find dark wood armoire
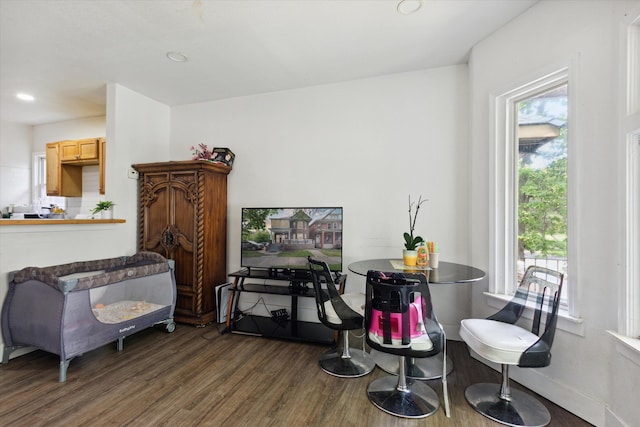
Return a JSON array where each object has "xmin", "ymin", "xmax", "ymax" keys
[{"xmin": 132, "ymin": 160, "xmax": 231, "ymax": 326}]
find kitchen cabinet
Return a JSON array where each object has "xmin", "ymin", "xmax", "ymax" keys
[
  {"xmin": 46, "ymin": 138, "xmax": 105, "ymax": 196},
  {"xmin": 46, "ymin": 143, "xmax": 60, "ymax": 196},
  {"xmin": 99, "ymin": 138, "xmax": 106, "ymax": 194},
  {"xmin": 133, "ymin": 160, "xmax": 231, "ymax": 326},
  {"xmin": 60, "ymin": 138, "xmax": 100, "ymax": 164},
  {"xmin": 46, "ymin": 142, "xmax": 82, "ymax": 197}
]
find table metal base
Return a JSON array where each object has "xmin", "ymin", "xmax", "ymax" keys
[{"xmin": 370, "ymin": 349, "xmax": 453, "ymax": 380}]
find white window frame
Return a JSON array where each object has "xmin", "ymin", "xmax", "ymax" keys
[
  {"xmin": 32, "ymin": 151, "xmax": 65, "ymax": 212},
  {"xmin": 489, "ymin": 64, "xmax": 582, "ymax": 335},
  {"xmin": 623, "ymin": 132, "xmax": 640, "ymax": 339},
  {"xmin": 620, "ymin": 16, "xmax": 640, "ymax": 340},
  {"xmin": 609, "ymin": 12, "xmax": 640, "ymax": 364},
  {"xmin": 32, "ymin": 151, "xmax": 46, "ymax": 204}
]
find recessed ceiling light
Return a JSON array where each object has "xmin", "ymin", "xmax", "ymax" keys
[
  {"xmin": 16, "ymin": 93, "xmax": 35, "ymax": 101},
  {"xmin": 397, "ymin": 0, "xmax": 423, "ymax": 15},
  {"xmin": 166, "ymin": 51, "xmax": 189, "ymax": 62}
]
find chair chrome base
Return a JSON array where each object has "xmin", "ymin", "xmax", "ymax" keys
[
  {"xmin": 465, "ymin": 383, "xmax": 551, "ymax": 427},
  {"xmin": 367, "ymin": 375, "xmax": 440, "ymax": 418},
  {"xmin": 319, "ymin": 347, "xmax": 376, "ymax": 378},
  {"xmin": 370, "ymin": 349, "xmax": 453, "ymax": 380}
]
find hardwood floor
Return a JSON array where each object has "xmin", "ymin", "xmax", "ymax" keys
[{"xmin": 0, "ymin": 324, "xmax": 592, "ymax": 427}]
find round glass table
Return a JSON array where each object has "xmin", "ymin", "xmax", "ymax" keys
[
  {"xmin": 348, "ymin": 259, "xmax": 485, "ymax": 380},
  {"xmin": 348, "ymin": 259, "xmax": 485, "ymax": 284}
]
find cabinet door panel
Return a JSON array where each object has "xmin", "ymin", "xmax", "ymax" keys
[
  {"xmin": 170, "ymin": 171, "xmax": 197, "ymax": 247},
  {"xmin": 99, "ymin": 139, "xmax": 106, "ymax": 194},
  {"xmin": 60, "ymin": 141, "xmax": 79, "ymax": 161},
  {"xmin": 46, "ymin": 143, "xmax": 60, "ymax": 195},
  {"xmin": 172, "ymin": 248, "xmax": 196, "ymax": 316},
  {"xmin": 78, "ymin": 139, "xmax": 98, "ymax": 160},
  {"xmin": 169, "ymin": 171, "xmax": 198, "ymax": 315},
  {"xmin": 140, "ymin": 173, "xmax": 171, "ymax": 256}
]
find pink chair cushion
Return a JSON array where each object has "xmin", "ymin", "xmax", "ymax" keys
[
  {"xmin": 459, "ymin": 318, "xmax": 539, "ymax": 365},
  {"xmin": 367, "ymin": 297, "xmax": 434, "ymax": 351}
]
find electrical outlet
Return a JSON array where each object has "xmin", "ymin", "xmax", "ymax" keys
[{"xmin": 127, "ymin": 168, "xmax": 139, "ymax": 180}]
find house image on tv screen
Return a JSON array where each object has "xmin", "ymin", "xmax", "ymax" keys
[
  {"xmin": 241, "ymin": 207, "xmax": 343, "ymax": 271},
  {"xmin": 270, "ymin": 208, "xmax": 342, "ymax": 250}
]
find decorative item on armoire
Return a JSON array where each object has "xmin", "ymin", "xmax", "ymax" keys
[{"xmin": 190, "ymin": 144, "xmax": 235, "ymax": 168}]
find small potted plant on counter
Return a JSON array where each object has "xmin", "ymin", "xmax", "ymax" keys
[
  {"xmin": 92, "ymin": 200, "xmax": 115, "ymax": 219},
  {"xmin": 403, "ymin": 195, "xmax": 427, "ymax": 266}
]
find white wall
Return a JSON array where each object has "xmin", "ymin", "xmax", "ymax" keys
[
  {"xmin": 0, "ymin": 120, "xmax": 32, "ymax": 210},
  {"xmin": 106, "ymin": 83, "xmax": 171, "ymax": 229},
  {"xmin": 32, "ymin": 116, "xmax": 105, "ymax": 152},
  {"xmin": 171, "ymin": 65, "xmax": 472, "ymax": 330},
  {"xmin": 468, "ymin": 1, "xmax": 640, "ymax": 425},
  {"xmin": 172, "ymin": 66, "xmax": 470, "ymax": 270}
]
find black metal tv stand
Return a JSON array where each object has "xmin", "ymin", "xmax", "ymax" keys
[{"xmin": 223, "ymin": 268, "xmax": 334, "ymax": 344}]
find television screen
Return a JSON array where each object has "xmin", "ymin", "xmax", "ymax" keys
[{"xmin": 241, "ymin": 207, "xmax": 343, "ymax": 272}]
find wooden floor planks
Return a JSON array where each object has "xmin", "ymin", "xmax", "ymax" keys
[{"xmin": 0, "ymin": 323, "xmax": 592, "ymax": 426}]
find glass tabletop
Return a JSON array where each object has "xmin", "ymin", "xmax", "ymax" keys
[{"xmin": 347, "ymin": 259, "xmax": 485, "ymax": 284}]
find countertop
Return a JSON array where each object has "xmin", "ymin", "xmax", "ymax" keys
[{"xmin": 0, "ymin": 218, "xmax": 126, "ymax": 226}]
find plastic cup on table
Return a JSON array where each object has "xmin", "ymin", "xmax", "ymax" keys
[{"xmin": 429, "ymin": 252, "xmax": 440, "ymax": 269}]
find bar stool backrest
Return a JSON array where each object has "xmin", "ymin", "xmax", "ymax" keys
[{"xmin": 308, "ymin": 256, "xmax": 362, "ymax": 331}]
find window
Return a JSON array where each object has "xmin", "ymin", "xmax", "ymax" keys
[
  {"xmin": 621, "ymin": 16, "xmax": 640, "ymax": 339},
  {"xmin": 32, "ymin": 152, "xmax": 46, "ymax": 204},
  {"xmin": 32, "ymin": 151, "xmax": 65, "ymax": 212},
  {"xmin": 491, "ymin": 67, "xmax": 577, "ymax": 317},
  {"xmin": 515, "ymin": 85, "xmax": 568, "ymax": 288},
  {"xmin": 626, "ymin": 132, "xmax": 640, "ymax": 338}
]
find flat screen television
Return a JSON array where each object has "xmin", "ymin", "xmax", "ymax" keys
[{"xmin": 241, "ymin": 207, "xmax": 343, "ymax": 273}]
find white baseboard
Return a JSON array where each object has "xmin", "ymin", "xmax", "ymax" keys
[{"xmin": 442, "ymin": 323, "xmax": 462, "ymax": 341}]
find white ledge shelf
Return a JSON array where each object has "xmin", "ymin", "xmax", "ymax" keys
[
  {"xmin": 607, "ymin": 330, "xmax": 640, "ymax": 366},
  {"xmin": 0, "ymin": 219, "xmax": 125, "ymax": 226}
]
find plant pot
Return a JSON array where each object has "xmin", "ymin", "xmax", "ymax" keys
[
  {"xmin": 100, "ymin": 209, "xmax": 113, "ymax": 220},
  {"xmin": 403, "ymin": 249, "xmax": 418, "ymax": 266}
]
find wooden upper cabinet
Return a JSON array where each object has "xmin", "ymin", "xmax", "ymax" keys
[
  {"xmin": 46, "ymin": 137, "xmax": 105, "ymax": 196},
  {"xmin": 99, "ymin": 138, "xmax": 106, "ymax": 194},
  {"xmin": 46, "ymin": 143, "xmax": 61, "ymax": 196},
  {"xmin": 60, "ymin": 138, "xmax": 100, "ymax": 164}
]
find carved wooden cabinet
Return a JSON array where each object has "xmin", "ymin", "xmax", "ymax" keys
[{"xmin": 133, "ymin": 160, "xmax": 231, "ymax": 326}]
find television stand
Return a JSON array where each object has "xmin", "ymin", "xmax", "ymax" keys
[{"xmin": 223, "ymin": 268, "xmax": 334, "ymax": 344}]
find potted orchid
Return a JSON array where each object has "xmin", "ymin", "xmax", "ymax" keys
[{"xmin": 403, "ymin": 195, "xmax": 427, "ymax": 266}]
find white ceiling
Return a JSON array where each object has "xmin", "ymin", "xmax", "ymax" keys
[{"xmin": 0, "ymin": 0, "xmax": 537, "ymax": 126}]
